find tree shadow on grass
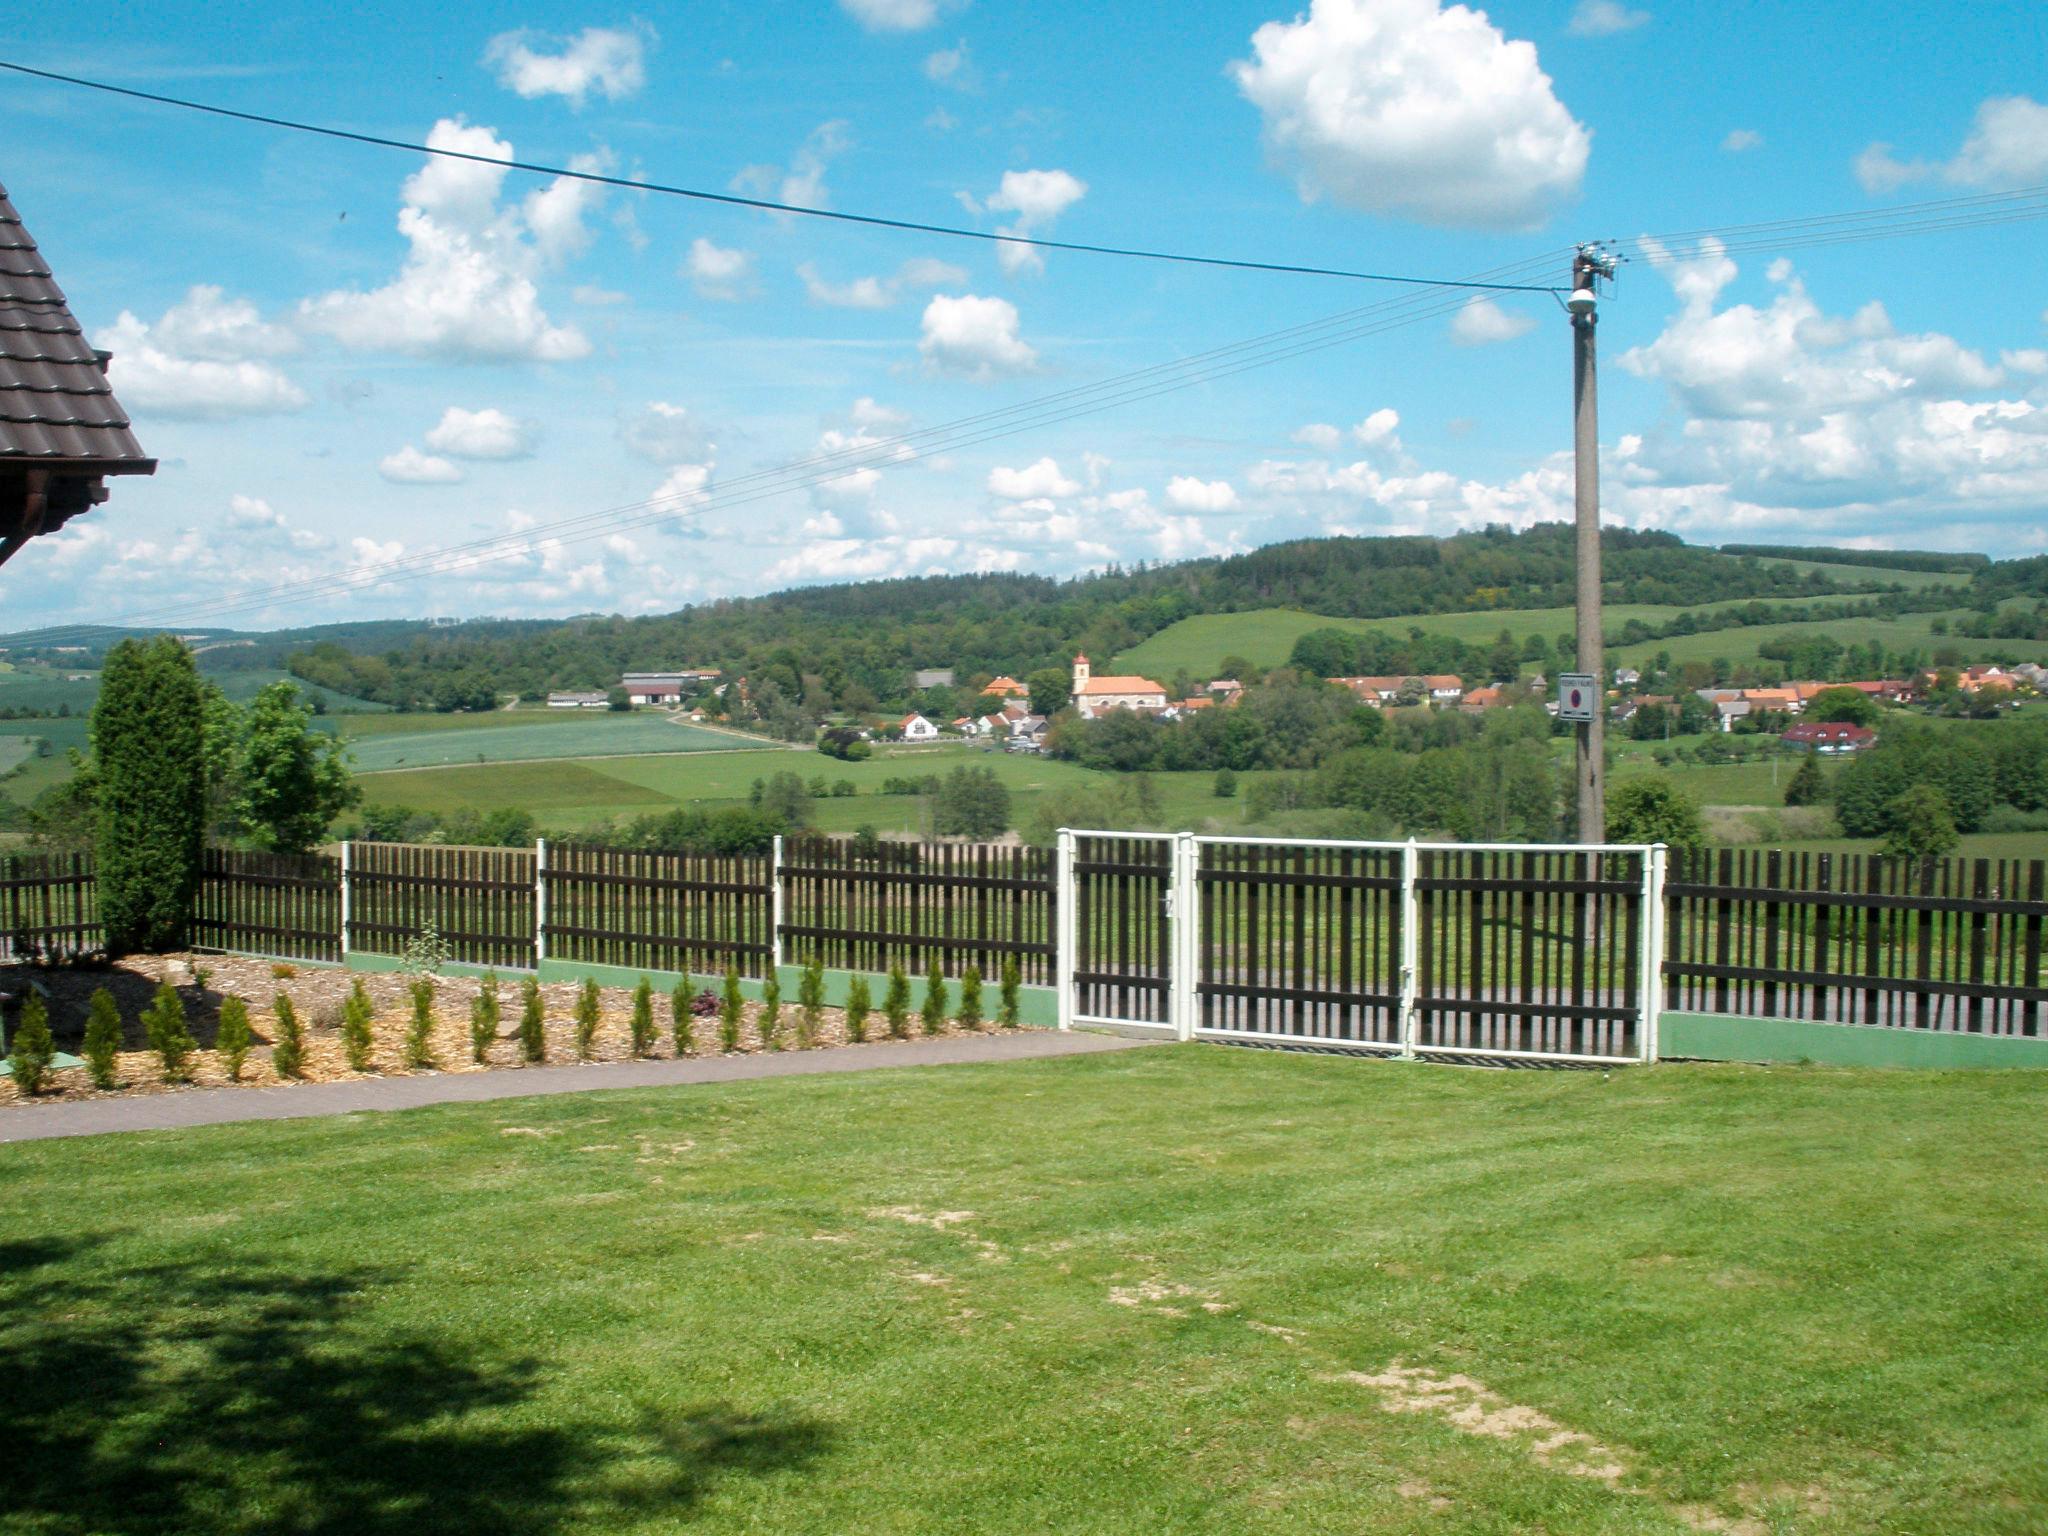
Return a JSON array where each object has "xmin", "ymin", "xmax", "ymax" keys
[{"xmin": 0, "ymin": 1236, "xmax": 831, "ymax": 1533}]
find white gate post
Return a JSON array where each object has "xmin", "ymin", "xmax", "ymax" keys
[
  {"xmin": 770, "ymin": 834, "xmax": 786, "ymax": 972},
  {"xmin": 1398, "ymin": 838, "xmax": 1420, "ymax": 1059},
  {"xmin": 1055, "ymin": 829, "xmax": 1076, "ymax": 1031},
  {"xmin": 1172, "ymin": 833, "xmax": 1197, "ymax": 1041},
  {"xmin": 339, "ymin": 841, "xmax": 352, "ymax": 960},
  {"xmin": 534, "ymin": 838, "xmax": 548, "ymax": 967},
  {"xmin": 1639, "ymin": 842, "xmax": 1667, "ymax": 1063}
]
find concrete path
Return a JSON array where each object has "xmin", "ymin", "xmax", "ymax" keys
[{"xmin": 0, "ymin": 1031, "xmax": 1155, "ymax": 1145}]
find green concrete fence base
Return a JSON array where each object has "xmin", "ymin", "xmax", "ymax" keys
[{"xmin": 1661, "ymin": 1011, "xmax": 2048, "ymax": 1069}]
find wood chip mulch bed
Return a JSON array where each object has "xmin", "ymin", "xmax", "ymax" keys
[{"xmin": 0, "ymin": 952, "xmax": 1010, "ymax": 1108}]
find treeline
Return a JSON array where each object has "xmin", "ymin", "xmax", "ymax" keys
[
  {"xmin": 1049, "ymin": 675, "xmax": 1380, "ymax": 772},
  {"xmin": 1717, "ymin": 545, "xmax": 1988, "ymax": 575},
  {"xmin": 1831, "ymin": 722, "xmax": 2048, "ymax": 839}
]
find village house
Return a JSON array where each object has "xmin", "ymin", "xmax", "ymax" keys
[
  {"xmin": 621, "ymin": 672, "xmax": 689, "ymax": 705},
  {"xmin": 1069, "ymin": 654, "xmax": 1168, "ymax": 718},
  {"xmin": 547, "ymin": 690, "xmax": 609, "ymax": 709},
  {"xmin": 898, "ymin": 712, "xmax": 940, "ymax": 742},
  {"xmin": 1460, "ymin": 685, "xmax": 1509, "ymax": 711},
  {"xmin": 913, "ymin": 668, "xmax": 955, "ymax": 691},
  {"xmin": 1782, "ymin": 720, "xmax": 1876, "ymax": 754},
  {"xmin": 980, "ymin": 675, "xmax": 1029, "ymax": 699}
]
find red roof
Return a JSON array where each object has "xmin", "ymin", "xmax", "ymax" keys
[{"xmin": 1782, "ymin": 721, "xmax": 1874, "ymax": 745}]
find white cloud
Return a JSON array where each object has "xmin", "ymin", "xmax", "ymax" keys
[
  {"xmin": 1722, "ymin": 128, "xmax": 1763, "ymax": 153},
  {"xmin": 924, "ymin": 40, "xmax": 975, "ymax": 89},
  {"xmin": 378, "ymin": 446, "xmax": 464, "ymax": 484},
  {"xmin": 651, "ymin": 463, "xmax": 713, "ymax": 510},
  {"xmin": 1856, "ymin": 95, "xmax": 2048, "ymax": 193},
  {"xmin": 983, "ymin": 168, "xmax": 1088, "ymax": 275},
  {"xmin": 919, "ymin": 293, "xmax": 1037, "ymax": 378},
  {"xmin": 988, "ymin": 458, "xmax": 1080, "ymax": 499},
  {"xmin": 765, "ymin": 534, "xmax": 1020, "ymax": 586},
  {"xmin": 102, "ymin": 292, "xmax": 307, "ymax": 420},
  {"xmin": 1165, "ymin": 476, "xmax": 1240, "ymax": 512},
  {"xmin": 1353, "ymin": 407, "xmax": 1403, "ymax": 450},
  {"xmin": 572, "ymin": 284, "xmax": 629, "ymax": 306},
  {"xmin": 484, "ymin": 24, "xmax": 652, "ymax": 106},
  {"xmin": 227, "ymin": 494, "xmax": 283, "ymax": 528},
  {"xmin": 1450, "ymin": 296, "xmax": 1538, "ymax": 346},
  {"xmin": 686, "ymin": 238, "xmax": 755, "ymax": 301},
  {"xmin": 839, "ymin": 0, "xmax": 952, "ymax": 31},
  {"xmin": 1567, "ymin": 0, "xmax": 1648, "ymax": 35},
  {"xmin": 1231, "ymin": 0, "xmax": 1590, "ymax": 229},
  {"xmin": 300, "ymin": 118, "xmax": 593, "ymax": 362},
  {"xmin": 851, "ymin": 396, "xmax": 910, "ymax": 430},
  {"xmin": 798, "ymin": 256, "xmax": 967, "ymax": 308},
  {"xmin": 621, "ymin": 402, "xmax": 709, "ymax": 465},
  {"xmin": 424, "ymin": 406, "xmax": 535, "ymax": 460},
  {"xmin": 1292, "ymin": 423, "xmax": 1343, "ymax": 451},
  {"xmin": 736, "ymin": 122, "xmax": 853, "ymax": 211}
]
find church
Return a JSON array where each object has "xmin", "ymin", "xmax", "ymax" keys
[{"xmin": 1068, "ymin": 653, "xmax": 1168, "ymax": 719}]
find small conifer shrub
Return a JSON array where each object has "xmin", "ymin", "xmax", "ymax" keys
[
  {"xmin": 341, "ymin": 979, "xmax": 374, "ymax": 1072},
  {"xmin": 470, "ymin": 972, "xmax": 501, "ymax": 1064},
  {"xmin": 719, "ymin": 966, "xmax": 744, "ymax": 1052},
  {"xmin": 758, "ymin": 974, "xmax": 783, "ymax": 1050},
  {"xmin": 518, "ymin": 977, "xmax": 545, "ymax": 1063},
  {"xmin": 630, "ymin": 976, "xmax": 656, "ymax": 1057},
  {"xmin": 573, "ymin": 977, "xmax": 601, "ymax": 1060},
  {"xmin": 797, "ymin": 956, "xmax": 825, "ymax": 1049},
  {"xmin": 883, "ymin": 962, "xmax": 911, "ymax": 1040},
  {"xmin": 214, "ymin": 995, "xmax": 253, "ymax": 1081},
  {"xmin": 271, "ymin": 994, "xmax": 305, "ymax": 1080},
  {"xmin": 143, "ymin": 982, "xmax": 198, "ymax": 1082},
  {"xmin": 670, "ymin": 975, "xmax": 695, "ymax": 1056},
  {"xmin": 8, "ymin": 993, "xmax": 55, "ymax": 1096},
  {"xmin": 83, "ymin": 987, "xmax": 123, "ymax": 1089},
  {"xmin": 999, "ymin": 956, "xmax": 1022, "ymax": 1029},
  {"xmin": 844, "ymin": 974, "xmax": 872, "ymax": 1044},
  {"xmin": 404, "ymin": 978, "xmax": 437, "ymax": 1069},
  {"xmin": 958, "ymin": 965, "xmax": 984, "ymax": 1031},
  {"xmin": 921, "ymin": 960, "xmax": 947, "ymax": 1037}
]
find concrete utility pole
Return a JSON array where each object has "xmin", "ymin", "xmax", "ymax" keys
[{"xmin": 1569, "ymin": 245, "xmax": 1616, "ymax": 844}]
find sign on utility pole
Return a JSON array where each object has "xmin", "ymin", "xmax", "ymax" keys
[{"xmin": 1569, "ymin": 245, "xmax": 1616, "ymax": 844}]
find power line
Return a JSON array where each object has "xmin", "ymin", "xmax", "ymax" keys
[{"xmin": 0, "ymin": 59, "xmax": 1561, "ymax": 295}]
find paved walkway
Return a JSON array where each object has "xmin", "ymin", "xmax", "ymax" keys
[{"xmin": 0, "ymin": 1031, "xmax": 1155, "ymax": 1144}]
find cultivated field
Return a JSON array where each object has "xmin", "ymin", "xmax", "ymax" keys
[
  {"xmin": 345, "ymin": 714, "xmax": 762, "ymax": 773},
  {"xmin": 1, "ymin": 1047, "xmax": 2041, "ymax": 1531}
]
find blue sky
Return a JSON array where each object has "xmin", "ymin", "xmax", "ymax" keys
[{"xmin": 3, "ymin": 0, "xmax": 2045, "ymax": 629}]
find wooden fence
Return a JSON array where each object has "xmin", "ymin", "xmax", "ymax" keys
[
  {"xmin": 1666, "ymin": 849, "xmax": 2047, "ymax": 1036},
  {"xmin": 0, "ymin": 853, "xmax": 99, "ymax": 960},
  {"xmin": 193, "ymin": 848, "xmax": 342, "ymax": 963},
  {"xmin": 778, "ymin": 836, "xmax": 1057, "ymax": 984},
  {"xmin": 543, "ymin": 843, "xmax": 773, "ymax": 979},
  {"xmin": 345, "ymin": 842, "xmax": 537, "ymax": 971}
]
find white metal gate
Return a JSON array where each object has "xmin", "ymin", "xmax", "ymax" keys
[{"xmin": 1056, "ymin": 830, "xmax": 1183, "ymax": 1035}]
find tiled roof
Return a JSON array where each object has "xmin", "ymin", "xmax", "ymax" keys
[
  {"xmin": 0, "ymin": 182, "xmax": 150, "ymax": 466},
  {"xmin": 1075, "ymin": 674, "xmax": 1166, "ymax": 695}
]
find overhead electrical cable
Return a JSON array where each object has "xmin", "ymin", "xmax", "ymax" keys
[{"xmin": 0, "ymin": 60, "xmax": 1560, "ymax": 294}]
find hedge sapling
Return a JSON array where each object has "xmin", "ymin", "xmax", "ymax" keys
[
  {"xmin": 573, "ymin": 977, "xmax": 601, "ymax": 1060},
  {"xmin": 518, "ymin": 976, "xmax": 545, "ymax": 1063},
  {"xmin": 405, "ymin": 978, "xmax": 438, "ymax": 1070},
  {"xmin": 719, "ymin": 965, "xmax": 744, "ymax": 1053},
  {"xmin": 670, "ymin": 974, "xmax": 695, "ymax": 1057},
  {"xmin": 271, "ymin": 994, "xmax": 305, "ymax": 1080},
  {"xmin": 921, "ymin": 961, "xmax": 947, "ymax": 1037},
  {"xmin": 214, "ymin": 995, "xmax": 253, "ymax": 1081},
  {"xmin": 470, "ymin": 972, "xmax": 501, "ymax": 1065},
  {"xmin": 999, "ymin": 956, "xmax": 1021, "ymax": 1029},
  {"xmin": 958, "ymin": 965, "xmax": 983, "ymax": 1031},
  {"xmin": 797, "ymin": 955, "xmax": 825, "ymax": 1049},
  {"xmin": 844, "ymin": 974, "xmax": 872, "ymax": 1044},
  {"xmin": 884, "ymin": 961, "xmax": 911, "ymax": 1040},
  {"xmin": 83, "ymin": 986, "xmax": 122, "ymax": 1089},
  {"xmin": 341, "ymin": 978, "xmax": 374, "ymax": 1072},
  {"xmin": 758, "ymin": 974, "xmax": 783, "ymax": 1050},
  {"xmin": 8, "ymin": 993, "xmax": 54, "ymax": 1096},
  {"xmin": 630, "ymin": 976, "xmax": 656, "ymax": 1058},
  {"xmin": 143, "ymin": 982, "xmax": 198, "ymax": 1082}
]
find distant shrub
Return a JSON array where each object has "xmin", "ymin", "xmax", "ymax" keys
[
  {"xmin": 573, "ymin": 977, "xmax": 601, "ymax": 1060},
  {"xmin": 143, "ymin": 982, "xmax": 197, "ymax": 1081},
  {"xmin": 691, "ymin": 987, "xmax": 719, "ymax": 1018},
  {"xmin": 215, "ymin": 995, "xmax": 253, "ymax": 1081},
  {"xmin": 8, "ymin": 993, "xmax": 54, "ymax": 1095},
  {"xmin": 797, "ymin": 956, "xmax": 825, "ymax": 1049},
  {"xmin": 884, "ymin": 962, "xmax": 911, "ymax": 1040},
  {"xmin": 404, "ymin": 979, "xmax": 438, "ymax": 1069},
  {"xmin": 630, "ymin": 976, "xmax": 656, "ymax": 1058},
  {"xmin": 758, "ymin": 974, "xmax": 783, "ymax": 1050},
  {"xmin": 341, "ymin": 979, "xmax": 374, "ymax": 1072},
  {"xmin": 957, "ymin": 966, "xmax": 983, "ymax": 1031},
  {"xmin": 719, "ymin": 965, "xmax": 744, "ymax": 1052},
  {"xmin": 471, "ymin": 973, "xmax": 501, "ymax": 1064},
  {"xmin": 844, "ymin": 975, "xmax": 872, "ymax": 1043},
  {"xmin": 999, "ymin": 956, "xmax": 1021, "ymax": 1029},
  {"xmin": 271, "ymin": 994, "xmax": 305, "ymax": 1079},
  {"xmin": 83, "ymin": 987, "xmax": 122, "ymax": 1088},
  {"xmin": 271, "ymin": 962, "xmax": 297, "ymax": 980},
  {"xmin": 518, "ymin": 977, "xmax": 545, "ymax": 1063},
  {"xmin": 921, "ymin": 960, "xmax": 947, "ymax": 1037},
  {"xmin": 670, "ymin": 975, "xmax": 695, "ymax": 1056}
]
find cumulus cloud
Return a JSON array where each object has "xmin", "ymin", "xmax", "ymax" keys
[
  {"xmin": 1292, "ymin": 423, "xmax": 1343, "ymax": 452},
  {"xmin": 924, "ymin": 40, "xmax": 976, "ymax": 89},
  {"xmin": 919, "ymin": 293, "xmax": 1037, "ymax": 377},
  {"xmin": 988, "ymin": 457, "xmax": 1080, "ymax": 499},
  {"xmin": 1450, "ymin": 296, "xmax": 1538, "ymax": 346},
  {"xmin": 484, "ymin": 24, "xmax": 652, "ymax": 106},
  {"xmin": 1567, "ymin": 0, "xmax": 1648, "ymax": 35},
  {"xmin": 378, "ymin": 446, "xmax": 464, "ymax": 484},
  {"xmin": 227, "ymin": 494, "xmax": 283, "ymax": 529},
  {"xmin": 300, "ymin": 118, "xmax": 593, "ymax": 362},
  {"xmin": 981, "ymin": 168, "xmax": 1088, "ymax": 275},
  {"xmin": 102, "ymin": 289, "xmax": 307, "ymax": 419},
  {"xmin": 1165, "ymin": 476, "xmax": 1240, "ymax": 512},
  {"xmin": 686, "ymin": 238, "xmax": 755, "ymax": 301},
  {"xmin": 735, "ymin": 121, "xmax": 852, "ymax": 211},
  {"xmin": 1231, "ymin": 0, "xmax": 1590, "ymax": 229},
  {"xmin": 1855, "ymin": 95, "xmax": 2048, "ymax": 194},
  {"xmin": 797, "ymin": 256, "xmax": 966, "ymax": 308},
  {"xmin": 621, "ymin": 401, "xmax": 710, "ymax": 465},
  {"xmin": 839, "ymin": 0, "xmax": 954, "ymax": 31},
  {"xmin": 425, "ymin": 406, "xmax": 535, "ymax": 460},
  {"xmin": 1722, "ymin": 128, "xmax": 1764, "ymax": 153}
]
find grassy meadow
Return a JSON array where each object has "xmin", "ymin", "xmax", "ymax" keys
[
  {"xmin": 1, "ymin": 1046, "xmax": 2043, "ymax": 1532},
  {"xmin": 341, "ymin": 713, "xmax": 759, "ymax": 773}
]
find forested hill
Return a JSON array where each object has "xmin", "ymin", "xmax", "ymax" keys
[{"xmin": 247, "ymin": 524, "xmax": 2030, "ymax": 713}]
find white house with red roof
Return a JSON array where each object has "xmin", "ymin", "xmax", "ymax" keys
[
  {"xmin": 1069, "ymin": 654, "xmax": 1168, "ymax": 718},
  {"xmin": 898, "ymin": 712, "xmax": 939, "ymax": 742}
]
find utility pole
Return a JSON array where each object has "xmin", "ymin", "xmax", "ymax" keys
[{"xmin": 1569, "ymin": 245, "xmax": 1616, "ymax": 844}]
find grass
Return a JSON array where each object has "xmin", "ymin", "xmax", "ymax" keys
[
  {"xmin": 0, "ymin": 1047, "xmax": 2042, "ymax": 1532},
  {"xmin": 343, "ymin": 716, "xmax": 758, "ymax": 772},
  {"xmin": 358, "ymin": 742, "xmax": 1259, "ymax": 837}
]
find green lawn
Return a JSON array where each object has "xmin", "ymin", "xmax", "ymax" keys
[
  {"xmin": 1748, "ymin": 556, "xmax": 1972, "ymax": 591},
  {"xmin": 344, "ymin": 716, "xmax": 760, "ymax": 772},
  {"xmin": 1, "ymin": 1048, "xmax": 2042, "ymax": 1532}
]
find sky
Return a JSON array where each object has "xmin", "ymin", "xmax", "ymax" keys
[{"xmin": 2, "ymin": 0, "xmax": 2045, "ymax": 632}]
